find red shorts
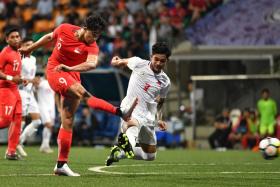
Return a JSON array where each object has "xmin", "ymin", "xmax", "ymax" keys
[
  {"xmin": 46, "ymin": 68, "xmax": 81, "ymax": 97},
  {"xmin": 0, "ymin": 88, "xmax": 22, "ymax": 121}
]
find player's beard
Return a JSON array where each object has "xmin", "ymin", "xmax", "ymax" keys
[{"xmin": 10, "ymin": 42, "xmax": 20, "ymax": 50}]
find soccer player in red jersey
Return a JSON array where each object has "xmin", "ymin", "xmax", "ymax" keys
[
  {"xmin": 19, "ymin": 14, "xmax": 137, "ymax": 176},
  {"xmin": 0, "ymin": 27, "xmax": 25, "ymax": 160}
]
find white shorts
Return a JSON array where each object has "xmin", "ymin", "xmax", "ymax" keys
[
  {"xmin": 19, "ymin": 89, "xmax": 40, "ymax": 116},
  {"xmin": 38, "ymin": 105, "xmax": 55, "ymax": 125},
  {"xmin": 121, "ymin": 97, "xmax": 157, "ymax": 145},
  {"xmin": 121, "ymin": 117, "xmax": 157, "ymax": 146}
]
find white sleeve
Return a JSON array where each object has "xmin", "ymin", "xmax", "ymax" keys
[
  {"xmin": 127, "ymin": 57, "xmax": 148, "ymax": 71},
  {"xmin": 160, "ymin": 79, "xmax": 171, "ymax": 98}
]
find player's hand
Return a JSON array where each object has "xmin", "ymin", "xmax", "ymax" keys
[
  {"xmin": 18, "ymin": 46, "xmax": 32, "ymax": 56},
  {"xmin": 12, "ymin": 75, "xmax": 23, "ymax": 84},
  {"xmin": 22, "ymin": 79, "xmax": 30, "ymax": 86},
  {"xmin": 157, "ymin": 120, "xmax": 167, "ymax": 131},
  {"xmin": 111, "ymin": 56, "xmax": 120, "ymax": 66},
  {"xmin": 32, "ymin": 76, "xmax": 41, "ymax": 87},
  {"xmin": 55, "ymin": 64, "xmax": 72, "ymax": 72},
  {"xmin": 111, "ymin": 56, "xmax": 122, "ymax": 67}
]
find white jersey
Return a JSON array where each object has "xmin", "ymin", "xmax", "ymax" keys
[
  {"xmin": 122, "ymin": 57, "xmax": 170, "ymax": 125},
  {"xmin": 21, "ymin": 55, "xmax": 36, "ymax": 91}
]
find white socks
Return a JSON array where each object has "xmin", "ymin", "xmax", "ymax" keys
[
  {"xmin": 124, "ymin": 126, "xmax": 156, "ymax": 161},
  {"xmin": 41, "ymin": 127, "xmax": 52, "ymax": 148},
  {"xmin": 20, "ymin": 119, "xmax": 41, "ymax": 144},
  {"xmin": 125, "ymin": 126, "xmax": 138, "ymax": 147},
  {"xmin": 132, "ymin": 147, "xmax": 156, "ymax": 161}
]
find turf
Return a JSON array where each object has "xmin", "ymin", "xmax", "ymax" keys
[{"xmin": 0, "ymin": 146, "xmax": 279, "ymax": 187}]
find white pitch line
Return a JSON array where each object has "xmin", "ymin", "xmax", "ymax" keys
[
  {"xmin": 88, "ymin": 163, "xmax": 280, "ymax": 175},
  {"xmin": 0, "ymin": 173, "xmax": 54, "ymax": 177}
]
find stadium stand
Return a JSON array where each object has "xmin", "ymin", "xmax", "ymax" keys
[{"xmin": 186, "ymin": 0, "xmax": 280, "ymax": 45}]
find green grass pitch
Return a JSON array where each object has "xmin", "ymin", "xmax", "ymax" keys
[{"xmin": 0, "ymin": 146, "xmax": 279, "ymax": 187}]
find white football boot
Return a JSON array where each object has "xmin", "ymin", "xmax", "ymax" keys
[
  {"xmin": 39, "ymin": 146, "xmax": 54, "ymax": 154},
  {"xmin": 16, "ymin": 145, "xmax": 28, "ymax": 157},
  {"xmin": 54, "ymin": 163, "xmax": 80, "ymax": 177}
]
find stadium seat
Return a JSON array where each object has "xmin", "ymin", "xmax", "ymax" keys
[
  {"xmin": 22, "ymin": 8, "xmax": 35, "ymax": 22},
  {"xmin": 77, "ymin": 8, "xmax": 89, "ymax": 19},
  {"xmin": 80, "ymin": 0, "xmax": 89, "ymax": 5},
  {"xmin": 57, "ymin": 0, "xmax": 70, "ymax": 6},
  {"xmin": 34, "ymin": 19, "xmax": 55, "ymax": 33},
  {"xmin": 0, "ymin": 20, "xmax": 6, "ymax": 31},
  {"xmin": 17, "ymin": 0, "xmax": 28, "ymax": 6}
]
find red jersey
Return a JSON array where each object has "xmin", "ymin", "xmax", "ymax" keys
[
  {"xmin": 0, "ymin": 46, "xmax": 22, "ymax": 88},
  {"xmin": 48, "ymin": 23, "xmax": 99, "ymax": 69}
]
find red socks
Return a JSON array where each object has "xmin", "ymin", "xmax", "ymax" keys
[
  {"xmin": 57, "ymin": 128, "xmax": 72, "ymax": 162},
  {"xmin": 7, "ymin": 114, "xmax": 21, "ymax": 153},
  {"xmin": 87, "ymin": 96, "xmax": 117, "ymax": 115}
]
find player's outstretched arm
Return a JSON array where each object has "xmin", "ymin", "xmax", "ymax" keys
[
  {"xmin": 18, "ymin": 32, "xmax": 54, "ymax": 56},
  {"xmin": 111, "ymin": 56, "xmax": 129, "ymax": 68}
]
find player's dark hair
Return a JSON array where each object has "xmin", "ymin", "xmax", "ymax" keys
[
  {"xmin": 261, "ymin": 88, "xmax": 270, "ymax": 94},
  {"xmin": 22, "ymin": 37, "xmax": 33, "ymax": 43},
  {"xmin": 5, "ymin": 26, "xmax": 20, "ymax": 38},
  {"xmin": 152, "ymin": 42, "xmax": 171, "ymax": 59},
  {"xmin": 83, "ymin": 14, "xmax": 107, "ymax": 33}
]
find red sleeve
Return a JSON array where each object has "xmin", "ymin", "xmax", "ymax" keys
[
  {"xmin": 87, "ymin": 43, "xmax": 99, "ymax": 55},
  {"xmin": 0, "ymin": 50, "xmax": 6, "ymax": 70}
]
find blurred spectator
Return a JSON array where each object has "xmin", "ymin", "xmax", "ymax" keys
[
  {"xmin": 241, "ymin": 109, "xmax": 259, "ymax": 150},
  {"xmin": 54, "ymin": 6, "xmax": 65, "ymax": 27},
  {"xmin": 121, "ymin": 9, "xmax": 134, "ymax": 28},
  {"xmin": 169, "ymin": 1, "xmax": 186, "ymax": 30},
  {"xmin": 257, "ymin": 88, "xmax": 277, "ymax": 137},
  {"xmin": 108, "ymin": 16, "xmax": 122, "ymax": 38},
  {"xmin": 208, "ymin": 108, "xmax": 232, "ymax": 150},
  {"xmin": 276, "ymin": 114, "xmax": 280, "ymax": 139},
  {"xmin": 181, "ymin": 80, "xmax": 204, "ymax": 125},
  {"xmin": 74, "ymin": 106, "xmax": 94, "ymax": 146},
  {"xmin": 35, "ymin": 0, "xmax": 53, "ymax": 19},
  {"xmin": 126, "ymin": 0, "xmax": 145, "ymax": 15},
  {"xmin": 65, "ymin": 6, "xmax": 80, "ymax": 25},
  {"xmin": 6, "ymin": 0, "xmax": 18, "ymax": 18},
  {"xmin": 156, "ymin": 113, "xmax": 185, "ymax": 148},
  {"xmin": 0, "ymin": 0, "xmax": 224, "ymax": 69},
  {"xmin": 188, "ymin": 0, "xmax": 207, "ymax": 24},
  {"xmin": 0, "ymin": 2, "xmax": 6, "ymax": 19},
  {"xmin": 228, "ymin": 109, "xmax": 249, "ymax": 148}
]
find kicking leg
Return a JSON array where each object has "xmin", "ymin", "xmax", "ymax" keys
[{"xmin": 85, "ymin": 90, "xmax": 138, "ymax": 121}]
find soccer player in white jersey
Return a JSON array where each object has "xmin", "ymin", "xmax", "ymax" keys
[
  {"xmin": 106, "ymin": 42, "xmax": 171, "ymax": 165},
  {"xmin": 17, "ymin": 38, "xmax": 41, "ymax": 157},
  {"xmin": 36, "ymin": 66, "xmax": 55, "ymax": 153}
]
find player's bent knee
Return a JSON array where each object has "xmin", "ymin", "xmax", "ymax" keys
[
  {"xmin": 141, "ymin": 144, "xmax": 157, "ymax": 153},
  {"xmin": 32, "ymin": 119, "xmax": 42, "ymax": 127},
  {"xmin": 146, "ymin": 152, "xmax": 156, "ymax": 161}
]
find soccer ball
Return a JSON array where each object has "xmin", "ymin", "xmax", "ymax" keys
[{"xmin": 259, "ymin": 137, "xmax": 280, "ymax": 160}]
